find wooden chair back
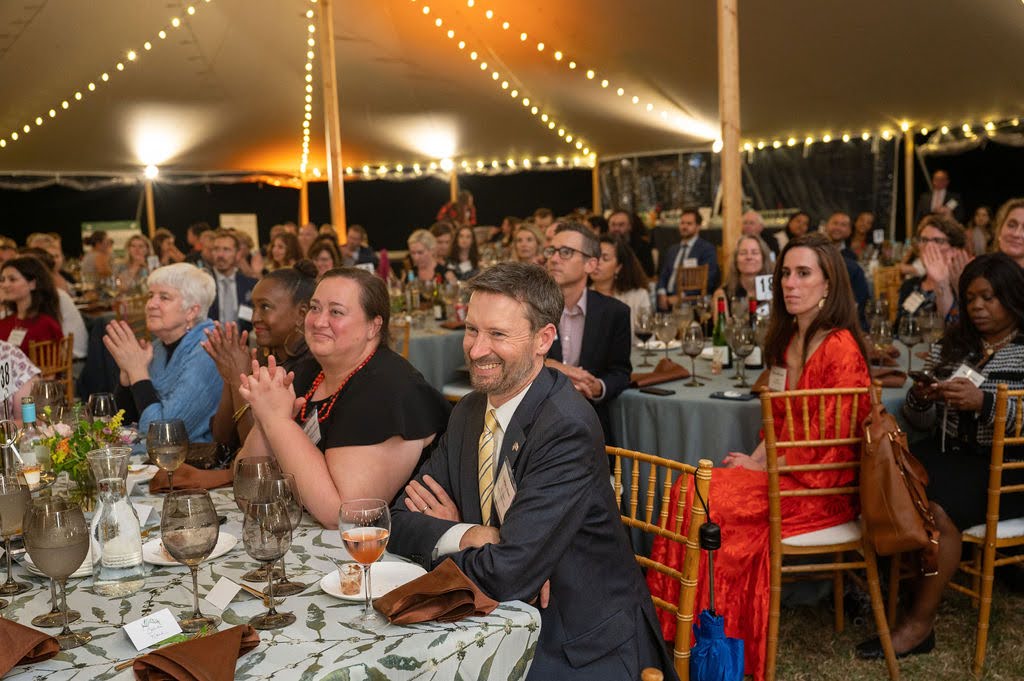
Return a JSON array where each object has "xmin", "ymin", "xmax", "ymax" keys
[
  {"xmin": 675, "ymin": 265, "xmax": 709, "ymax": 301},
  {"xmin": 28, "ymin": 335, "xmax": 75, "ymax": 404},
  {"xmin": 608, "ymin": 446, "xmax": 713, "ymax": 681},
  {"xmin": 391, "ymin": 319, "xmax": 411, "ymax": 359},
  {"xmin": 872, "ymin": 266, "xmax": 902, "ymax": 321},
  {"xmin": 114, "ymin": 294, "xmax": 149, "ymax": 340}
]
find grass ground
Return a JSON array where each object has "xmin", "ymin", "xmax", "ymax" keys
[{"xmin": 772, "ymin": 581, "xmax": 1024, "ymax": 681}]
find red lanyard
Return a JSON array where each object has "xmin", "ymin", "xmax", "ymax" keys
[{"xmin": 297, "ymin": 349, "xmax": 376, "ymax": 424}]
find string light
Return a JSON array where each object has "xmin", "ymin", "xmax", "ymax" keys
[
  {"xmin": 299, "ymin": 0, "xmax": 316, "ymax": 174},
  {"xmin": 2, "ymin": 2, "xmax": 214, "ymax": 151}
]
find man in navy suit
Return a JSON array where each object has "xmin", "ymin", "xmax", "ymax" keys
[
  {"xmin": 207, "ymin": 229, "xmax": 257, "ymax": 332},
  {"xmin": 915, "ymin": 169, "xmax": 964, "ymax": 224},
  {"xmin": 390, "ymin": 262, "xmax": 676, "ymax": 680},
  {"xmin": 657, "ymin": 208, "xmax": 720, "ymax": 310},
  {"xmin": 544, "ymin": 222, "xmax": 632, "ymax": 443}
]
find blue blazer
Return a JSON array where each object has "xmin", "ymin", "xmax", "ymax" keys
[
  {"xmin": 390, "ymin": 368, "xmax": 677, "ymax": 680},
  {"xmin": 208, "ymin": 270, "xmax": 258, "ymax": 332},
  {"xmin": 657, "ymin": 236, "xmax": 721, "ymax": 294}
]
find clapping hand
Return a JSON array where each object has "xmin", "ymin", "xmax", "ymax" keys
[
  {"xmin": 103, "ymin": 319, "xmax": 153, "ymax": 384},
  {"xmin": 201, "ymin": 321, "xmax": 253, "ymax": 384},
  {"xmin": 238, "ymin": 355, "xmax": 302, "ymax": 424}
]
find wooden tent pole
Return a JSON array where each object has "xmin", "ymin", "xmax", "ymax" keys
[
  {"xmin": 717, "ymin": 0, "xmax": 742, "ymax": 265},
  {"xmin": 903, "ymin": 130, "xmax": 914, "ymax": 240},
  {"xmin": 298, "ymin": 175, "xmax": 309, "ymax": 226},
  {"xmin": 449, "ymin": 169, "xmax": 458, "ymax": 203},
  {"xmin": 592, "ymin": 162, "xmax": 601, "ymax": 214},
  {"xmin": 318, "ymin": 0, "xmax": 347, "ymax": 242},
  {"xmin": 144, "ymin": 179, "xmax": 156, "ymax": 239}
]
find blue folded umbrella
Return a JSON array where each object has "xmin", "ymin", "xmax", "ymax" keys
[{"xmin": 690, "ymin": 608, "xmax": 744, "ymax": 681}]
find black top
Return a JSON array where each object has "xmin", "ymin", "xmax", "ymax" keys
[{"xmin": 291, "ymin": 346, "xmax": 451, "ymax": 454}]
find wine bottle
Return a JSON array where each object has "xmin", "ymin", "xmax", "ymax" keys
[
  {"xmin": 432, "ymin": 275, "xmax": 446, "ymax": 321},
  {"xmin": 746, "ymin": 298, "xmax": 763, "ymax": 370},
  {"xmin": 711, "ymin": 298, "xmax": 732, "ymax": 371},
  {"xmin": 18, "ymin": 397, "xmax": 45, "ymax": 485}
]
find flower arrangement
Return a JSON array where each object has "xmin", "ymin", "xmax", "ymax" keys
[{"xmin": 42, "ymin": 407, "xmax": 128, "ymax": 485}]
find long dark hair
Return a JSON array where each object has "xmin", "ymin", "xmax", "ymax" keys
[
  {"xmin": 453, "ymin": 225, "xmax": 480, "ymax": 269},
  {"xmin": 763, "ymin": 233, "xmax": 867, "ymax": 367},
  {"xmin": 785, "ymin": 211, "xmax": 811, "ymax": 239},
  {"xmin": 940, "ymin": 253, "xmax": 1024, "ymax": 365},
  {"xmin": 270, "ymin": 233, "xmax": 302, "ymax": 268},
  {"xmin": 2, "ymin": 255, "xmax": 62, "ymax": 324},
  {"xmin": 598, "ymin": 235, "xmax": 648, "ymax": 292}
]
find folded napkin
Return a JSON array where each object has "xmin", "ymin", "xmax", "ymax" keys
[
  {"xmin": 149, "ymin": 463, "xmax": 233, "ymax": 494},
  {"xmin": 871, "ymin": 367, "xmax": 908, "ymax": 388},
  {"xmin": 0, "ymin": 619, "xmax": 59, "ymax": 676},
  {"xmin": 373, "ymin": 558, "xmax": 498, "ymax": 624},
  {"xmin": 133, "ymin": 624, "xmax": 259, "ymax": 681},
  {"xmin": 630, "ymin": 357, "xmax": 690, "ymax": 388},
  {"xmin": 439, "ymin": 319, "xmax": 466, "ymax": 330}
]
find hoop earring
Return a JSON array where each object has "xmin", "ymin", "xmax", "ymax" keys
[{"xmin": 282, "ymin": 327, "xmax": 304, "ymax": 358}]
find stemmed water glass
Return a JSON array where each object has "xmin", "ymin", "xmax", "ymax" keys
[
  {"xmin": 242, "ymin": 499, "xmax": 295, "ymax": 630},
  {"xmin": 147, "ymin": 419, "xmax": 189, "ymax": 492},
  {"xmin": 898, "ymin": 315, "xmax": 922, "ymax": 373},
  {"xmin": 233, "ymin": 457, "xmax": 282, "ymax": 582},
  {"xmin": 31, "ymin": 380, "xmax": 66, "ymax": 423},
  {"xmin": 676, "ymin": 304, "xmax": 693, "ymax": 357},
  {"xmin": 731, "ymin": 326, "xmax": 757, "ymax": 389},
  {"xmin": 919, "ymin": 310, "xmax": 943, "ymax": 355},
  {"xmin": 654, "ymin": 314, "xmax": 677, "ymax": 363},
  {"xmin": 261, "ymin": 474, "xmax": 307, "ymax": 596},
  {"xmin": 23, "ymin": 502, "xmax": 91, "ymax": 649},
  {"xmin": 634, "ymin": 311, "xmax": 655, "ymax": 368},
  {"xmin": 86, "ymin": 392, "xmax": 117, "ymax": 422},
  {"xmin": 753, "ymin": 314, "xmax": 769, "ymax": 363},
  {"xmin": 870, "ymin": 319, "xmax": 894, "ymax": 368},
  {"xmin": 725, "ymin": 319, "xmax": 743, "ymax": 380},
  {"xmin": 161, "ymin": 489, "xmax": 221, "ymax": 632},
  {"xmin": 681, "ymin": 324, "xmax": 705, "ymax": 388},
  {"xmin": 29, "ymin": 497, "xmax": 81, "ymax": 628},
  {"xmin": 339, "ymin": 498, "xmax": 391, "ymax": 629},
  {"xmin": 0, "ymin": 474, "xmax": 31, "ymax": 595},
  {"xmin": 694, "ymin": 295, "xmax": 712, "ymax": 335}
]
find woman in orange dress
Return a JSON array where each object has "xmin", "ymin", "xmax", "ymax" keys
[{"xmin": 647, "ymin": 233, "xmax": 871, "ymax": 681}]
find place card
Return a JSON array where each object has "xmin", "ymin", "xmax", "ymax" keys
[
  {"xmin": 755, "ymin": 274, "xmax": 774, "ymax": 301},
  {"xmin": 204, "ymin": 576, "xmax": 243, "ymax": 611},
  {"xmin": 124, "ymin": 608, "xmax": 182, "ymax": 651},
  {"xmin": 134, "ymin": 503, "xmax": 154, "ymax": 527},
  {"xmin": 0, "ymin": 358, "xmax": 12, "ymax": 401}
]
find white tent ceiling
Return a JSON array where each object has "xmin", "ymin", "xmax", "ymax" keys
[{"xmin": 0, "ymin": 0, "xmax": 1021, "ymax": 176}]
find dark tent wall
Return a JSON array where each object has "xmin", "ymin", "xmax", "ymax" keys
[{"xmin": 0, "ymin": 169, "xmax": 592, "ymax": 255}]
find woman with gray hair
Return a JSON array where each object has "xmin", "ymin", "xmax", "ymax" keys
[{"xmin": 103, "ymin": 263, "xmax": 222, "ymax": 443}]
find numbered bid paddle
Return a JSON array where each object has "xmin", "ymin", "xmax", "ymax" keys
[{"xmin": 0, "ymin": 359, "xmax": 12, "ymax": 415}]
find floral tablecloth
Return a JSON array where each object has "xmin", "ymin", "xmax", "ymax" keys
[{"xmin": 3, "ymin": 489, "xmax": 539, "ymax": 680}]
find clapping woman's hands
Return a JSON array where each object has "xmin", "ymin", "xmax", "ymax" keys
[
  {"xmin": 238, "ymin": 355, "xmax": 303, "ymax": 425},
  {"xmin": 201, "ymin": 322, "xmax": 253, "ymax": 384},
  {"xmin": 103, "ymin": 319, "xmax": 153, "ymax": 384}
]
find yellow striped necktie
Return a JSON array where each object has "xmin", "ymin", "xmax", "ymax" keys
[{"xmin": 478, "ymin": 409, "xmax": 500, "ymax": 525}]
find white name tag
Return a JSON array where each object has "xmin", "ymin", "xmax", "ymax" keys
[
  {"xmin": 146, "ymin": 255, "xmax": 161, "ymax": 271},
  {"xmin": 203, "ymin": 576, "xmax": 243, "ymax": 611},
  {"xmin": 902, "ymin": 291, "xmax": 926, "ymax": 315},
  {"xmin": 768, "ymin": 366, "xmax": 788, "ymax": 392},
  {"xmin": 124, "ymin": 608, "xmax": 182, "ymax": 651},
  {"xmin": 683, "ymin": 258, "xmax": 699, "ymax": 268},
  {"xmin": 6, "ymin": 328, "xmax": 26, "ymax": 348},
  {"xmin": 356, "ymin": 262, "xmax": 376, "ymax": 273},
  {"xmin": 302, "ymin": 408, "xmax": 322, "ymax": 446},
  {"xmin": 237, "ymin": 305, "xmax": 253, "ymax": 322},
  {"xmin": 872, "ymin": 229, "xmax": 885, "ymax": 245},
  {"xmin": 458, "ymin": 261, "xmax": 472, "ymax": 273},
  {"xmin": 755, "ymin": 274, "xmax": 774, "ymax": 301},
  {"xmin": 493, "ymin": 460, "xmax": 517, "ymax": 524},
  {"xmin": 951, "ymin": 363, "xmax": 985, "ymax": 387},
  {"xmin": 946, "ymin": 198, "xmax": 959, "ymax": 210}
]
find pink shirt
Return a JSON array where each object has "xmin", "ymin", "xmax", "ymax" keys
[{"xmin": 558, "ymin": 291, "xmax": 587, "ymax": 368}]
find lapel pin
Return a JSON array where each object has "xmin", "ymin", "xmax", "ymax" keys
[{"xmin": 512, "ymin": 442, "xmax": 519, "ymax": 452}]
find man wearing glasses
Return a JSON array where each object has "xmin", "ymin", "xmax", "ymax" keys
[{"xmin": 544, "ymin": 222, "xmax": 631, "ymax": 444}]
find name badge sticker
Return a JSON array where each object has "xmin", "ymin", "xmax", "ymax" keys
[
  {"xmin": 872, "ymin": 229, "xmax": 885, "ymax": 245},
  {"xmin": 902, "ymin": 291, "xmax": 926, "ymax": 315},
  {"xmin": 146, "ymin": 255, "xmax": 161, "ymax": 271},
  {"xmin": 768, "ymin": 366, "xmax": 788, "ymax": 392},
  {"xmin": 951, "ymin": 363, "xmax": 985, "ymax": 388},
  {"xmin": 682, "ymin": 257, "xmax": 699, "ymax": 268},
  {"xmin": 237, "ymin": 305, "xmax": 254, "ymax": 322},
  {"xmin": 493, "ymin": 460, "xmax": 517, "ymax": 524},
  {"xmin": 6, "ymin": 328, "xmax": 26, "ymax": 348},
  {"xmin": 302, "ymin": 408, "xmax": 322, "ymax": 446}
]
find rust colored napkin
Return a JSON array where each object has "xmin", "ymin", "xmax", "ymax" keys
[
  {"xmin": 439, "ymin": 319, "xmax": 466, "ymax": 330},
  {"xmin": 630, "ymin": 357, "xmax": 690, "ymax": 388},
  {"xmin": 149, "ymin": 463, "xmax": 233, "ymax": 494},
  {"xmin": 133, "ymin": 624, "xmax": 259, "ymax": 681},
  {"xmin": 0, "ymin": 618, "xmax": 59, "ymax": 675},
  {"xmin": 373, "ymin": 558, "xmax": 498, "ymax": 624},
  {"xmin": 870, "ymin": 366, "xmax": 908, "ymax": 388}
]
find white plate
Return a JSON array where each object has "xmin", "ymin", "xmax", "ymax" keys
[
  {"xmin": 127, "ymin": 465, "xmax": 159, "ymax": 491},
  {"xmin": 320, "ymin": 561, "xmax": 427, "ymax": 601},
  {"xmin": 22, "ymin": 549, "xmax": 92, "ymax": 579},
  {"xmin": 142, "ymin": 533, "xmax": 238, "ymax": 566},
  {"xmin": 635, "ymin": 339, "xmax": 681, "ymax": 350},
  {"xmin": 700, "ymin": 346, "xmax": 715, "ymax": 360}
]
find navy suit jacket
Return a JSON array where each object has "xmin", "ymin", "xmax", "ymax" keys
[
  {"xmin": 208, "ymin": 270, "xmax": 258, "ymax": 332},
  {"xmin": 657, "ymin": 236, "xmax": 721, "ymax": 294},
  {"xmin": 390, "ymin": 369, "xmax": 676, "ymax": 680},
  {"xmin": 547, "ymin": 289, "xmax": 632, "ymax": 443},
  {"xmin": 915, "ymin": 190, "xmax": 964, "ymax": 224}
]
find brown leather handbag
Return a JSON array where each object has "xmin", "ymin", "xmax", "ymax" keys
[{"xmin": 860, "ymin": 399, "xmax": 939, "ymax": 575}]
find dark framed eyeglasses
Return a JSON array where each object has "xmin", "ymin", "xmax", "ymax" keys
[
  {"xmin": 916, "ymin": 236, "xmax": 950, "ymax": 246},
  {"xmin": 543, "ymin": 245, "xmax": 597, "ymax": 260}
]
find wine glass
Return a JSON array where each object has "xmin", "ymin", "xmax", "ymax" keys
[
  {"xmin": 695, "ymin": 295, "xmax": 712, "ymax": 335},
  {"xmin": 0, "ymin": 474, "xmax": 31, "ymax": 595},
  {"xmin": 242, "ymin": 499, "xmax": 295, "ymax": 630},
  {"xmin": 161, "ymin": 489, "xmax": 221, "ymax": 632},
  {"xmin": 866, "ymin": 298, "xmax": 887, "ymax": 329},
  {"xmin": 731, "ymin": 326, "xmax": 757, "ymax": 389},
  {"xmin": 634, "ymin": 310, "xmax": 655, "ymax": 368},
  {"xmin": 725, "ymin": 318, "xmax": 742, "ymax": 380},
  {"xmin": 752, "ymin": 314, "xmax": 769, "ymax": 360},
  {"xmin": 919, "ymin": 310, "xmax": 943, "ymax": 354},
  {"xmin": 339, "ymin": 498, "xmax": 391, "ymax": 628},
  {"xmin": 31, "ymin": 380, "xmax": 65, "ymax": 422},
  {"xmin": 147, "ymin": 419, "xmax": 189, "ymax": 492},
  {"xmin": 898, "ymin": 315, "xmax": 922, "ymax": 373},
  {"xmin": 23, "ymin": 502, "xmax": 91, "ymax": 649},
  {"xmin": 676, "ymin": 303, "xmax": 693, "ymax": 357},
  {"xmin": 681, "ymin": 324, "xmax": 705, "ymax": 388},
  {"xmin": 654, "ymin": 314, "xmax": 677, "ymax": 363},
  {"xmin": 261, "ymin": 474, "xmax": 307, "ymax": 597},
  {"xmin": 86, "ymin": 392, "xmax": 117, "ymax": 423},
  {"xmin": 870, "ymin": 319, "xmax": 894, "ymax": 368},
  {"xmin": 233, "ymin": 457, "xmax": 282, "ymax": 582},
  {"xmin": 29, "ymin": 497, "xmax": 81, "ymax": 628}
]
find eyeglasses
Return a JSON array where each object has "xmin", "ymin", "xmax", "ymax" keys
[
  {"xmin": 543, "ymin": 246, "xmax": 596, "ymax": 260},
  {"xmin": 916, "ymin": 236, "xmax": 950, "ymax": 246}
]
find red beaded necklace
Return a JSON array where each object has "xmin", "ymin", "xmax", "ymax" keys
[{"xmin": 298, "ymin": 348, "xmax": 377, "ymax": 424}]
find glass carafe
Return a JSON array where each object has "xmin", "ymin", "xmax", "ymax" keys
[{"xmin": 87, "ymin": 447, "xmax": 145, "ymax": 597}]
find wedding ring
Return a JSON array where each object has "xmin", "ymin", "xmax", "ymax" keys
[{"xmin": 421, "ymin": 506, "xmax": 429, "ymax": 513}]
